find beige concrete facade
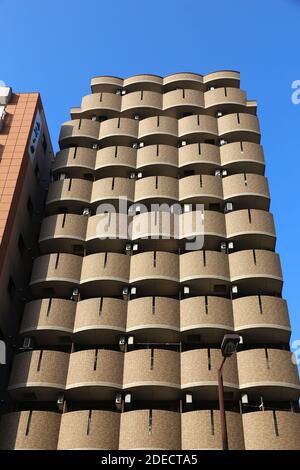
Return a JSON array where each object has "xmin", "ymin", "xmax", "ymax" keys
[{"xmin": 0, "ymin": 71, "xmax": 299, "ymax": 450}]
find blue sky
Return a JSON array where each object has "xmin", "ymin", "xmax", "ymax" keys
[{"xmin": 1, "ymin": 0, "xmax": 300, "ymax": 346}]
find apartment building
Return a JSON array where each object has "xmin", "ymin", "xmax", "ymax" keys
[{"xmin": 0, "ymin": 72, "xmax": 299, "ymax": 450}]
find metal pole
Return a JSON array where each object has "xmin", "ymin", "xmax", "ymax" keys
[{"xmin": 218, "ymin": 356, "xmax": 229, "ymax": 450}]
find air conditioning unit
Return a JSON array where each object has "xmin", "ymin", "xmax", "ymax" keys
[
  {"xmin": 71, "ymin": 288, "xmax": 80, "ymax": 301},
  {"xmin": 119, "ymin": 336, "xmax": 127, "ymax": 352},
  {"xmin": 122, "ymin": 287, "xmax": 129, "ymax": 300},
  {"xmin": 185, "ymin": 393, "xmax": 193, "ymax": 404},
  {"xmin": 116, "ymin": 89, "xmax": 122, "ymax": 95},
  {"xmin": 132, "ymin": 142, "xmax": 138, "ymax": 149},
  {"xmin": 129, "ymin": 172, "xmax": 136, "ymax": 179},
  {"xmin": 124, "ymin": 393, "xmax": 132, "ymax": 404},
  {"xmin": 137, "ymin": 172, "xmax": 143, "ymax": 179},
  {"xmin": 82, "ymin": 208, "xmax": 91, "ymax": 216},
  {"xmin": 130, "ymin": 287, "xmax": 137, "ymax": 297},
  {"xmin": 241, "ymin": 393, "xmax": 249, "ymax": 404},
  {"xmin": 216, "ymin": 111, "xmax": 223, "ymax": 118},
  {"xmin": 214, "ymin": 169, "xmax": 222, "ymax": 177},
  {"xmin": 115, "ymin": 392, "xmax": 123, "ymax": 411},
  {"xmin": 209, "ymin": 86, "xmax": 215, "ymax": 90},
  {"xmin": 92, "ymin": 143, "xmax": 98, "ymax": 150},
  {"xmin": 128, "ymin": 205, "xmax": 135, "ymax": 216},
  {"xmin": 125, "ymin": 243, "xmax": 132, "ymax": 255},
  {"xmin": 134, "ymin": 114, "xmax": 140, "ymax": 120},
  {"xmin": 224, "ymin": 202, "xmax": 233, "ymax": 213},
  {"xmin": 220, "ymin": 242, "xmax": 227, "ymax": 253},
  {"xmin": 183, "ymin": 286, "xmax": 190, "ymax": 296},
  {"xmin": 127, "ymin": 336, "xmax": 134, "ymax": 347},
  {"xmin": 184, "ymin": 204, "xmax": 192, "ymax": 213},
  {"xmin": 22, "ymin": 337, "xmax": 33, "ymax": 349},
  {"xmin": 222, "ymin": 170, "xmax": 228, "ymax": 177},
  {"xmin": 181, "ymin": 140, "xmax": 187, "ymax": 147},
  {"xmin": 139, "ymin": 142, "xmax": 145, "ymax": 148},
  {"xmin": 57, "ymin": 393, "xmax": 64, "ymax": 411},
  {"xmin": 132, "ymin": 244, "xmax": 138, "ymax": 253},
  {"xmin": 91, "ymin": 116, "xmax": 97, "ymax": 121},
  {"xmin": 59, "ymin": 173, "xmax": 67, "ymax": 180},
  {"xmin": 231, "ymin": 285, "xmax": 238, "ymax": 295},
  {"xmin": 121, "ymin": 90, "xmax": 126, "ymax": 96},
  {"xmin": 227, "ymin": 242, "xmax": 234, "ymax": 252},
  {"xmin": 219, "ymin": 139, "xmax": 227, "ymax": 146}
]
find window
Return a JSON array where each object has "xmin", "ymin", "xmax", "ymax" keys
[
  {"xmin": 42, "ymin": 133, "xmax": 47, "ymax": 152},
  {"xmin": 7, "ymin": 277, "xmax": 16, "ymax": 300},
  {"xmin": 27, "ymin": 197, "xmax": 33, "ymax": 217},
  {"xmin": 18, "ymin": 234, "xmax": 25, "ymax": 256},
  {"xmin": 34, "ymin": 164, "xmax": 40, "ymax": 180}
]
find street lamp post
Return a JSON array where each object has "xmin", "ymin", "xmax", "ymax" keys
[{"xmin": 218, "ymin": 334, "xmax": 241, "ymax": 451}]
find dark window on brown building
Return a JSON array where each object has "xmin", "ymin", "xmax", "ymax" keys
[
  {"xmin": 18, "ymin": 234, "xmax": 25, "ymax": 256},
  {"xmin": 7, "ymin": 277, "xmax": 16, "ymax": 300}
]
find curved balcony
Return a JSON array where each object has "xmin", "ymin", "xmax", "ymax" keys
[
  {"xmin": 52, "ymin": 147, "xmax": 96, "ymax": 178},
  {"xmin": 80, "ymin": 92, "xmax": 121, "ymax": 118},
  {"xmin": 95, "ymin": 146, "xmax": 136, "ymax": 178},
  {"xmin": 129, "ymin": 251, "xmax": 179, "ymax": 296},
  {"xmin": 203, "ymin": 70, "xmax": 240, "ymax": 89},
  {"xmin": 8, "ymin": 350, "xmax": 69, "ymax": 400},
  {"xmin": 73, "ymin": 298, "xmax": 126, "ymax": 343},
  {"xmin": 59, "ymin": 119, "xmax": 99, "ymax": 149},
  {"xmin": 204, "ymin": 87, "xmax": 247, "ymax": 114},
  {"xmin": 218, "ymin": 113, "xmax": 260, "ymax": 143},
  {"xmin": 229, "ymin": 250, "xmax": 283, "ymax": 296},
  {"xmin": 86, "ymin": 213, "xmax": 129, "ymax": 253},
  {"xmin": 180, "ymin": 251, "xmax": 230, "ymax": 295},
  {"xmin": 20, "ymin": 298, "xmax": 75, "ymax": 344},
  {"xmin": 0, "ymin": 411, "xmax": 61, "ymax": 450},
  {"xmin": 58, "ymin": 410, "xmax": 120, "ymax": 450},
  {"xmin": 180, "ymin": 296, "xmax": 234, "ymax": 343},
  {"xmin": 243, "ymin": 411, "xmax": 300, "ymax": 450},
  {"xmin": 30, "ymin": 253, "xmax": 82, "ymax": 297},
  {"xmin": 91, "ymin": 76, "xmax": 123, "ymax": 93},
  {"xmin": 233, "ymin": 296, "xmax": 291, "ymax": 343},
  {"xmin": 99, "ymin": 117, "xmax": 138, "ymax": 146},
  {"xmin": 46, "ymin": 179, "xmax": 92, "ymax": 214},
  {"xmin": 138, "ymin": 116, "xmax": 178, "ymax": 146},
  {"xmin": 225, "ymin": 209, "xmax": 276, "ymax": 250},
  {"xmin": 123, "ymin": 349, "xmax": 180, "ymax": 400},
  {"xmin": 178, "ymin": 115, "xmax": 218, "ymax": 142},
  {"xmin": 163, "ymin": 89, "xmax": 204, "ymax": 116},
  {"xmin": 66, "ymin": 349, "xmax": 123, "ymax": 400},
  {"xmin": 164, "ymin": 72, "xmax": 203, "ymax": 90},
  {"xmin": 121, "ymin": 91, "xmax": 162, "ymax": 116},
  {"xmin": 181, "ymin": 410, "xmax": 244, "ymax": 450},
  {"xmin": 131, "ymin": 211, "xmax": 178, "ymax": 252},
  {"xmin": 91, "ymin": 177, "xmax": 134, "ymax": 210},
  {"xmin": 119, "ymin": 410, "xmax": 180, "ymax": 450},
  {"xmin": 179, "ymin": 175, "xmax": 223, "ymax": 206},
  {"xmin": 134, "ymin": 176, "xmax": 178, "ymax": 206},
  {"xmin": 39, "ymin": 214, "xmax": 87, "ymax": 254},
  {"xmin": 80, "ymin": 252, "xmax": 129, "ymax": 297},
  {"xmin": 127, "ymin": 297, "xmax": 180, "ymax": 342},
  {"xmin": 237, "ymin": 349, "xmax": 300, "ymax": 400},
  {"xmin": 182, "ymin": 210, "xmax": 225, "ymax": 250},
  {"xmin": 220, "ymin": 142, "xmax": 265, "ymax": 174},
  {"xmin": 123, "ymin": 74, "xmax": 163, "ymax": 92},
  {"xmin": 181, "ymin": 349, "xmax": 238, "ymax": 399},
  {"xmin": 222, "ymin": 174, "xmax": 270, "ymax": 210},
  {"xmin": 136, "ymin": 144, "xmax": 178, "ymax": 177},
  {"xmin": 178, "ymin": 143, "xmax": 220, "ymax": 175}
]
